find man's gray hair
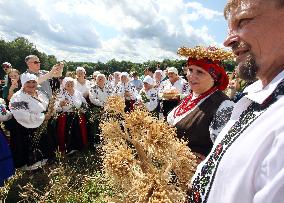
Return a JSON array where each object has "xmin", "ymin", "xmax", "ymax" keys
[
  {"xmin": 224, "ymin": 0, "xmax": 284, "ymax": 20},
  {"xmin": 25, "ymin": 55, "xmax": 39, "ymax": 63}
]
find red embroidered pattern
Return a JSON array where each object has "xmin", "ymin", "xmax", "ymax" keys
[{"xmin": 173, "ymin": 87, "xmax": 217, "ymax": 118}]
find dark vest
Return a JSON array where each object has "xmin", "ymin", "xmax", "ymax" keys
[{"xmin": 175, "ymin": 90, "xmax": 229, "ymax": 156}]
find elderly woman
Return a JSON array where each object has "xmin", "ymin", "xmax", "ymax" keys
[
  {"xmin": 56, "ymin": 77, "xmax": 88, "ymax": 154},
  {"xmin": 8, "ymin": 73, "xmax": 55, "ymax": 170},
  {"xmin": 89, "ymin": 74, "xmax": 113, "ymax": 107},
  {"xmin": 159, "ymin": 67, "xmax": 190, "ymax": 118},
  {"xmin": 115, "ymin": 72, "xmax": 138, "ymax": 112},
  {"xmin": 110, "ymin": 71, "xmax": 121, "ymax": 89},
  {"xmin": 90, "ymin": 71, "xmax": 101, "ymax": 86},
  {"xmin": 167, "ymin": 46, "xmax": 235, "ymax": 162},
  {"xmin": 137, "ymin": 75, "xmax": 159, "ymax": 116},
  {"xmin": 0, "ymin": 99, "xmax": 14, "ymax": 186},
  {"xmin": 74, "ymin": 67, "xmax": 91, "ymax": 98},
  {"xmin": 89, "ymin": 74, "xmax": 113, "ymax": 145}
]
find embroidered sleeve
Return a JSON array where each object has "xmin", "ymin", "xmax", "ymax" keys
[
  {"xmin": 10, "ymin": 100, "xmax": 45, "ymax": 128},
  {"xmin": 89, "ymin": 86, "xmax": 104, "ymax": 106},
  {"xmin": 10, "ymin": 101, "xmax": 29, "ymax": 110},
  {"xmin": 209, "ymin": 100, "xmax": 234, "ymax": 143}
]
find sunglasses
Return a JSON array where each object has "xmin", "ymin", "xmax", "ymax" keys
[{"xmin": 33, "ymin": 61, "xmax": 41, "ymax": 64}]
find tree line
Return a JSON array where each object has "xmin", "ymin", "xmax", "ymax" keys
[{"xmin": 0, "ymin": 37, "xmax": 235, "ymax": 79}]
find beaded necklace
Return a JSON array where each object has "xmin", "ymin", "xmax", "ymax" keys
[{"xmin": 173, "ymin": 87, "xmax": 217, "ymax": 118}]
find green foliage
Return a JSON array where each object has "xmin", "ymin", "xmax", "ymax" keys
[
  {"xmin": 221, "ymin": 60, "xmax": 237, "ymax": 72},
  {"xmin": 0, "ymin": 37, "xmax": 58, "ymax": 78}
]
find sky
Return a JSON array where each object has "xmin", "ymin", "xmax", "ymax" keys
[{"xmin": 0, "ymin": 0, "xmax": 229, "ymax": 63}]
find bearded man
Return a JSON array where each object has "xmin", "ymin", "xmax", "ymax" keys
[{"xmin": 187, "ymin": 0, "xmax": 284, "ymax": 202}]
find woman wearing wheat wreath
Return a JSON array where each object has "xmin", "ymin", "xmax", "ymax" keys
[{"xmin": 167, "ymin": 46, "xmax": 235, "ymax": 162}]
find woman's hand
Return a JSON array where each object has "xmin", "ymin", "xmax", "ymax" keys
[
  {"xmin": 10, "ymin": 79, "xmax": 18, "ymax": 90},
  {"xmin": 60, "ymin": 99, "xmax": 69, "ymax": 107},
  {"xmin": 45, "ymin": 113, "xmax": 51, "ymax": 121},
  {"xmin": 124, "ymin": 91, "xmax": 131, "ymax": 97}
]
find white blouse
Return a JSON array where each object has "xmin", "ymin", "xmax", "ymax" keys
[
  {"xmin": 74, "ymin": 79, "xmax": 91, "ymax": 96},
  {"xmin": 115, "ymin": 82, "xmax": 138, "ymax": 100},
  {"xmin": 137, "ymin": 88, "xmax": 159, "ymax": 112},
  {"xmin": 89, "ymin": 85, "xmax": 113, "ymax": 107},
  {"xmin": 55, "ymin": 89, "xmax": 87, "ymax": 112},
  {"xmin": 159, "ymin": 78, "xmax": 190, "ymax": 99},
  {"xmin": 9, "ymin": 90, "xmax": 49, "ymax": 128},
  {"xmin": 167, "ymin": 92, "xmax": 234, "ymax": 142}
]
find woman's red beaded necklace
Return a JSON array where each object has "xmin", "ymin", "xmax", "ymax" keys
[{"xmin": 173, "ymin": 87, "xmax": 217, "ymax": 118}]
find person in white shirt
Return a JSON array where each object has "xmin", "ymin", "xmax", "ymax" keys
[
  {"xmin": 90, "ymin": 71, "xmax": 101, "ymax": 86},
  {"xmin": 115, "ymin": 72, "xmax": 138, "ymax": 112},
  {"xmin": 137, "ymin": 75, "xmax": 158, "ymax": 116},
  {"xmin": 110, "ymin": 71, "xmax": 121, "ymax": 90},
  {"xmin": 89, "ymin": 74, "xmax": 113, "ymax": 107},
  {"xmin": 159, "ymin": 67, "xmax": 190, "ymax": 118},
  {"xmin": 55, "ymin": 77, "xmax": 88, "ymax": 154},
  {"xmin": 89, "ymin": 74, "xmax": 113, "ymax": 144},
  {"xmin": 153, "ymin": 69, "xmax": 164, "ymax": 89},
  {"xmin": 187, "ymin": 1, "xmax": 284, "ymax": 202},
  {"xmin": 8, "ymin": 73, "xmax": 55, "ymax": 170},
  {"xmin": 74, "ymin": 67, "xmax": 91, "ymax": 98}
]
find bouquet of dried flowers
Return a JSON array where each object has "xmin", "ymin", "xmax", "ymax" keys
[{"xmin": 100, "ymin": 96, "xmax": 197, "ymax": 203}]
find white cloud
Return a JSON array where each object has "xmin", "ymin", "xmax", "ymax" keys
[
  {"xmin": 0, "ymin": 0, "xmax": 224, "ymax": 63},
  {"xmin": 185, "ymin": 2, "xmax": 223, "ymax": 21}
]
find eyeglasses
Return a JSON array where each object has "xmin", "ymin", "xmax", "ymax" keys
[{"xmin": 33, "ymin": 61, "xmax": 41, "ymax": 64}]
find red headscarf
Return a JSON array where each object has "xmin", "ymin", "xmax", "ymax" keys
[{"xmin": 187, "ymin": 57, "xmax": 229, "ymax": 91}]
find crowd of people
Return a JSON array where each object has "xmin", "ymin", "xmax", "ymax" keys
[
  {"xmin": 1, "ymin": 0, "xmax": 284, "ymax": 202},
  {"xmin": 0, "ymin": 51, "xmax": 237, "ymax": 185}
]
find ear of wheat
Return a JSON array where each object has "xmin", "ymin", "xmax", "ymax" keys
[{"xmin": 101, "ymin": 96, "xmax": 197, "ymax": 203}]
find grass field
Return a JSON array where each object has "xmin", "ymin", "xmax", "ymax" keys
[{"xmin": 1, "ymin": 147, "xmax": 115, "ymax": 203}]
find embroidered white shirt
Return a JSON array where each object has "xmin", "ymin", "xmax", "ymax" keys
[
  {"xmin": 89, "ymin": 85, "xmax": 113, "ymax": 107},
  {"xmin": 9, "ymin": 90, "xmax": 48, "ymax": 128},
  {"xmin": 191, "ymin": 70, "xmax": 284, "ymax": 203},
  {"xmin": 115, "ymin": 82, "xmax": 138, "ymax": 100},
  {"xmin": 56, "ymin": 89, "xmax": 87, "ymax": 112},
  {"xmin": 74, "ymin": 79, "xmax": 91, "ymax": 96},
  {"xmin": 137, "ymin": 88, "xmax": 159, "ymax": 112}
]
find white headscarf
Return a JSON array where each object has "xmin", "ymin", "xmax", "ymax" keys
[
  {"xmin": 62, "ymin": 77, "xmax": 74, "ymax": 88},
  {"xmin": 76, "ymin": 66, "xmax": 86, "ymax": 74},
  {"xmin": 143, "ymin": 75, "xmax": 154, "ymax": 86},
  {"xmin": 21, "ymin": 73, "xmax": 38, "ymax": 86},
  {"xmin": 121, "ymin": 72, "xmax": 129, "ymax": 78}
]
